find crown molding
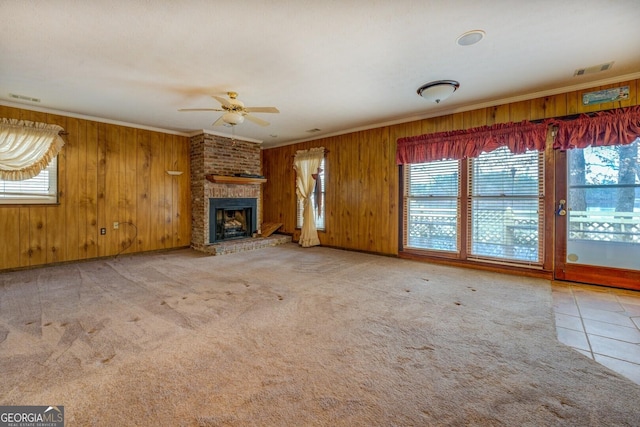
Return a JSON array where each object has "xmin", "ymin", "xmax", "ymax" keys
[
  {"xmin": 0, "ymin": 100, "xmax": 192, "ymax": 137},
  {"xmin": 283, "ymin": 71, "xmax": 640, "ymax": 147}
]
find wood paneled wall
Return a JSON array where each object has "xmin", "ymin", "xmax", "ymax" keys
[
  {"xmin": 263, "ymin": 128, "xmax": 398, "ymax": 255},
  {"xmin": 262, "ymin": 79, "xmax": 639, "ymax": 256},
  {"xmin": 0, "ymin": 105, "xmax": 191, "ymax": 271}
]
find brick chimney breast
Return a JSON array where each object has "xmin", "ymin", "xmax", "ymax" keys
[{"xmin": 190, "ymin": 133, "xmax": 263, "ymax": 251}]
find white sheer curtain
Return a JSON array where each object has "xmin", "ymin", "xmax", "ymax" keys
[
  {"xmin": 293, "ymin": 147, "xmax": 325, "ymax": 247},
  {"xmin": 0, "ymin": 118, "xmax": 65, "ymax": 181}
]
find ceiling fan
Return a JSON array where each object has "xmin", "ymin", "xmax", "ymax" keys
[{"xmin": 179, "ymin": 91, "xmax": 279, "ymax": 127}]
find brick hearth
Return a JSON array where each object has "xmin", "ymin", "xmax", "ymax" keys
[
  {"xmin": 204, "ymin": 234, "xmax": 292, "ymax": 255},
  {"xmin": 190, "ymin": 131, "xmax": 290, "ymax": 255}
]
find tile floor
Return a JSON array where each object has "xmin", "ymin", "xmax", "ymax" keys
[{"xmin": 552, "ymin": 281, "xmax": 640, "ymax": 385}]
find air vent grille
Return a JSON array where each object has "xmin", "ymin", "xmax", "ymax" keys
[
  {"xmin": 574, "ymin": 61, "xmax": 614, "ymax": 76},
  {"xmin": 9, "ymin": 93, "xmax": 41, "ymax": 102}
]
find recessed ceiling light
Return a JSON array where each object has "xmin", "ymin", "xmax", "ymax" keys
[{"xmin": 456, "ymin": 30, "xmax": 485, "ymax": 46}]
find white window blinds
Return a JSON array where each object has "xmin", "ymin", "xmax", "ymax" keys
[
  {"xmin": 404, "ymin": 160, "xmax": 460, "ymax": 252},
  {"xmin": 0, "ymin": 156, "xmax": 58, "ymax": 204},
  {"xmin": 468, "ymin": 147, "xmax": 544, "ymax": 263}
]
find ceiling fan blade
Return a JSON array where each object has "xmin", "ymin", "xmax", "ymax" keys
[
  {"xmin": 212, "ymin": 115, "xmax": 226, "ymax": 126},
  {"xmin": 212, "ymin": 95, "xmax": 232, "ymax": 108},
  {"xmin": 244, "ymin": 106, "xmax": 280, "ymax": 113},
  {"xmin": 178, "ymin": 108, "xmax": 223, "ymax": 112},
  {"xmin": 244, "ymin": 114, "xmax": 270, "ymax": 127}
]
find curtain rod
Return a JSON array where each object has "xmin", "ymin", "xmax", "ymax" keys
[
  {"xmin": 530, "ymin": 113, "xmax": 584, "ymax": 125},
  {"xmin": 530, "ymin": 105, "xmax": 629, "ymax": 124},
  {"xmin": 291, "ymin": 149, "xmax": 329, "ymax": 157}
]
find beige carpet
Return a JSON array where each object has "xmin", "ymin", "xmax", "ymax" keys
[{"xmin": 0, "ymin": 243, "xmax": 638, "ymax": 426}]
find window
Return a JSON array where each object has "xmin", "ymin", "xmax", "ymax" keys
[
  {"xmin": 0, "ymin": 156, "xmax": 58, "ymax": 204},
  {"xmin": 0, "ymin": 118, "xmax": 63, "ymax": 204},
  {"xmin": 468, "ymin": 147, "xmax": 544, "ymax": 263},
  {"xmin": 297, "ymin": 157, "xmax": 325, "ymax": 230},
  {"xmin": 404, "ymin": 147, "xmax": 544, "ymax": 265},
  {"xmin": 405, "ymin": 160, "xmax": 459, "ymax": 252}
]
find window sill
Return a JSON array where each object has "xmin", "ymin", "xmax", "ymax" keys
[
  {"xmin": 399, "ymin": 250, "xmax": 552, "ymax": 279},
  {"xmin": 0, "ymin": 200, "xmax": 59, "ymax": 206}
]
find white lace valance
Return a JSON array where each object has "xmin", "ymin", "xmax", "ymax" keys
[{"xmin": 0, "ymin": 118, "xmax": 65, "ymax": 181}]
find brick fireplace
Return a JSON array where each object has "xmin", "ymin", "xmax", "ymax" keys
[
  {"xmin": 209, "ymin": 197, "xmax": 257, "ymax": 243},
  {"xmin": 190, "ymin": 132, "xmax": 264, "ymax": 253}
]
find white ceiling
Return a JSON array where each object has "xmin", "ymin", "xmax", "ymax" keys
[{"xmin": 1, "ymin": 0, "xmax": 640, "ymax": 148}]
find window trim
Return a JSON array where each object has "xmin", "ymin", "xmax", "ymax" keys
[
  {"xmin": 466, "ymin": 148, "xmax": 545, "ymax": 266},
  {"xmin": 403, "ymin": 160, "xmax": 461, "ymax": 255},
  {"xmin": 402, "ymin": 148, "xmax": 545, "ymax": 268}
]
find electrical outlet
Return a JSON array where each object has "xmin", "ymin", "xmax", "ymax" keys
[
  {"xmin": 100, "ymin": 228, "xmax": 106, "ymax": 235},
  {"xmin": 113, "ymin": 222, "xmax": 119, "ymax": 230}
]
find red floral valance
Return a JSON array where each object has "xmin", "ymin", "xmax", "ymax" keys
[
  {"xmin": 396, "ymin": 120, "xmax": 548, "ymax": 165},
  {"xmin": 553, "ymin": 105, "xmax": 640, "ymax": 150}
]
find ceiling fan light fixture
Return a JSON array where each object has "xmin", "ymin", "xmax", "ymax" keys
[
  {"xmin": 179, "ymin": 91, "xmax": 278, "ymax": 128},
  {"xmin": 417, "ymin": 80, "xmax": 460, "ymax": 104},
  {"xmin": 223, "ymin": 112, "xmax": 244, "ymax": 125}
]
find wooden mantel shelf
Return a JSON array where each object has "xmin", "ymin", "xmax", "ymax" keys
[{"xmin": 206, "ymin": 175, "xmax": 267, "ymax": 185}]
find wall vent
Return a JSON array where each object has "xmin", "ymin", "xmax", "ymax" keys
[
  {"xmin": 574, "ymin": 61, "xmax": 614, "ymax": 76},
  {"xmin": 9, "ymin": 93, "xmax": 41, "ymax": 102}
]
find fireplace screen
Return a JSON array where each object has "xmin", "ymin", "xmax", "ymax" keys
[{"xmin": 209, "ymin": 198, "xmax": 257, "ymax": 243}]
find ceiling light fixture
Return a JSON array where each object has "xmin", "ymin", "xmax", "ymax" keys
[
  {"xmin": 222, "ymin": 111, "xmax": 244, "ymax": 126},
  {"xmin": 456, "ymin": 30, "xmax": 485, "ymax": 46},
  {"xmin": 417, "ymin": 80, "xmax": 460, "ymax": 104}
]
